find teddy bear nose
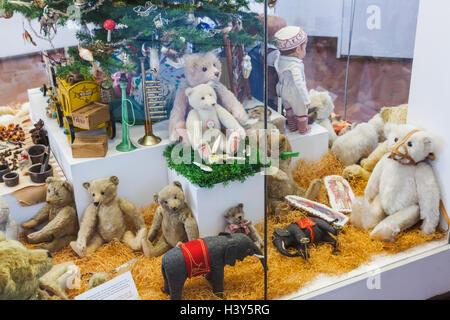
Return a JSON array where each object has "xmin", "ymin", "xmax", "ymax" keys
[
  {"xmin": 47, "ymin": 251, "xmax": 52, "ymax": 258},
  {"xmin": 215, "ymin": 72, "xmax": 220, "ymax": 77},
  {"xmin": 94, "ymin": 202, "xmax": 99, "ymax": 207}
]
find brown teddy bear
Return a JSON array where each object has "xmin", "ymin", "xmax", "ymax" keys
[
  {"xmin": 224, "ymin": 203, "xmax": 264, "ymax": 249},
  {"xmin": 70, "ymin": 176, "xmax": 147, "ymax": 257},
  {"xmin": 267, "ymin": 134, "xmax": 321, "ymax": 215},
  {"xmin": 0, "ymin": 238, "xmax": 58, "ymax": 300},
  {"xmin": 21, "ymin": 178, "xmax": 78, "ymax": 252},
  {"xmin": 142, "ymin": 181, "xmax": 199, "ymax": 258}
]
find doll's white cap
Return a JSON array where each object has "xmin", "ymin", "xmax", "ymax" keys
[{"xmin": 275, "ymin": 26, "xmax": 308, "ymax": 51}]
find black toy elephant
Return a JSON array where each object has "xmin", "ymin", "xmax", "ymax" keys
[
  {"xmin": 272, "ymin": 217, "xmax": 341, "ymax": 259},
  {"xmin": 161, "ymin": 233, "xmax": 266, "ymax": 300}
]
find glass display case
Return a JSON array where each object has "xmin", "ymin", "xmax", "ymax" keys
[{"xmin": 0, "ymin": 0, "xmax": 449, "ymax": 302}]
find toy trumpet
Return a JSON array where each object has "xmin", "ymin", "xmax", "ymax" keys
[
  {"xmin": 138, "ymin": 57, "xmax": 165, "ymax": 146},
  {"xmin": 116, "ymin": 73, "xmax": 137, "ymax": 152}
]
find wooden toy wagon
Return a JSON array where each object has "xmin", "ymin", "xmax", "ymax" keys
[{"xmin": 53, "ymin": 78, "xmax": 115, "ymax": 144}]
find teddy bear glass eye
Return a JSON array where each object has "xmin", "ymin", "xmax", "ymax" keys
[
  {"xmin": 407, "ymin": 141, "xmax": 412, "ymax": 147},
  {"xmin": 202, "ymin": 67, "xmax": 207, "ymax": 72},
  {"xmin": 394, "ymin": 138, "xmax": 398, "ymax": 142},
  {"xmin": 101, "ymin": 192, "xmax": 105, "ymax": 195}
]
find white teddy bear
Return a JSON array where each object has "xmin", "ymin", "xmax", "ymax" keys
[
  {"xmin": 351, "ymin": 124, "xmax": 441, "ymax": 241},
  {"xmin": 331, "ymin": 113, "xmax": 384, "ymax": 166},
  {"xmin": 185, "ymin": 82, "xmax": 246, "ymax": 160},
  {"xmin": 309, "ymin": 89, "xmax": 337, "ymax": 147},
  {"xmin": 0, "ymin": 197, "xmax": 18, "ymax": 241}
]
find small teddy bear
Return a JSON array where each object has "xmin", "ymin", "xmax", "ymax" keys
[
  {"xmin": 224, "ymin": 203, "xmax": 264, "ymax": 249},
  {"xmin": 0, "ymin": 197, "xmax": 17, "ymax": 241},
  {"xmin": 21, "ymin": 178, "xmax": 78, "ymax": 251},
  {"xmin": 309, "ymin": 89, "xmax": 337, "ymax": 147},
  {"xmin": 185, "ymin": 82, "xmax": 246, "ymax": 160},
  {"xmin": 70, "ymin": 176, "xmax": 147, "ymax": 257},
  {"xmin": 142, "ymin": 181, "xmax": 199, "ymax": 258},
  {"xmin": 351, "ymin": 124, "xmax": 441, "ymax": 241}
]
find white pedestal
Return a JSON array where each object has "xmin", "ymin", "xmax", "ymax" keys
[
  {"xmin": 287, "ymin": 123, "xmax": 329, "ymax": 167},
  {"xmin": 168, "ymin": 169, "xmax": 264, "ymax": 238},
  {"xmin": 28, "ymin": 88, "xmax": 171, "ymax": 215}
]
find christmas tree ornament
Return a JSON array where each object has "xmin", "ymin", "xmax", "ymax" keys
[
  {"xmin": 133, "ymin": 1, "xmax": 156, "ymax": 16},
  {"xmin": 78, "ymin": 42, "xmax": 94, "ymax": 62},
  {"xmin": 153, "ymin": 13, "xmax": 168, "ymax": 29},
  {"xmin": 39, "ymin": 6, "xmax": 59, "ymax": 37},
  {"xmin": 74, "ymin": 0, "xmax": 87, "ymax": 9},
  {"xmin": 22, "ymin": 30, "xmax": 37, "ymax": 46},
  {"xmin": 103, "ymin": 19, "xmax": 116, "ymax": 43},
  {"xmin": 137, "ymin": 57, "xmax": 163, "ymax": 147},
  {"xmin": 241, "ymin": 54, "xmax": 252, "ymax": 79}
]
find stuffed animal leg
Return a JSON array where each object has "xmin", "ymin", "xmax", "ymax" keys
[{"xmin": 370, "ymin": 205, "xmax": 420, "ymax": 242}]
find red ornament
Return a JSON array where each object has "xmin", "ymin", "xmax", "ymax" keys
[
  {"xmin": 103, "ymin": 19, "xmax": 116, "ymax": 31},
  {"xmin": 104, "ymin": 19, "xmax": 116, "ymax": 42}
]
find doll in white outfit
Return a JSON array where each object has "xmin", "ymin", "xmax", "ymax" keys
[{"xmin": 274, "ymin": 26, "xmax": 311, "ymax": 134}]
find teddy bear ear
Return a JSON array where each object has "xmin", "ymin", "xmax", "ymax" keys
[
  {"xmin": 63, "ymin": 181, "xmax": 74, "ymax": 194},
  {"xmin": 237, "ymin": 203, "xmax": 244, "ymax": 210},
  {"xmin": 173, "ymin": 181, "xmax": 183, "ymax": 190},
  {"xmin": 83, "ymin": 182, "xmax": 90, "ymax": 190},
  {"xmin": 45, "ymin": 177, "xmax": 58, "ymax": 184},
  {"xmin": 153, "ymin": 193, "xmax": 159, "ymax": 203},
  {"xmin": 110, "ymin": 176, "xmax": 119, "ymax": 185},
  {"xmin": 206, "ymin": 81, "xmax": 215, "ymax": 88}
]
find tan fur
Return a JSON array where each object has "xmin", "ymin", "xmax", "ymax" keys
[
  {"xmin": 342, "ymin": 105, "xmax": 408, "ymax": 180},
  {"xmin": 142, "ymin": 182, "xmax": 199, "ymax": 258},
  {"xmin": 224, "ymin": 203, "xmax": 264, "ymax": 249},
  {"xmin": 21, "ymin": 178, "xmax": 78, "ymax": 252},
  {"xmin": 267, "ymin": 134, "xmax": 322, "ymax": 215},
  {"xmin": 0, "ymin": 239, "xmax": 55, "ymax": 300},
  {"xmin": 70, "ymin": 176, "xmax": 146, "ymax": 257}
]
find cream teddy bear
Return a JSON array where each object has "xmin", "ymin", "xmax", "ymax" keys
[
  {"xmin": 169, "ymin": 51, "xmax": 248, "ymax": 142},
  {"xmin": 0, "ymin": 197, "xmax": 18, "ymax": 241},
  {"xmin": 70, "ymin": 176, "xmax": 147, "ymax": 257},
  {"xmin": 351, "ymin": 124, "xmax": 441, "ymax": 241},
  {"xmin": 185, "ymin": 82, "xmax": 245, "ymax": 160}
]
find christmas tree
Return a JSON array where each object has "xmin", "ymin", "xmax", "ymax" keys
[{"xmin": 1, "ymin": 0, "xmax": 264, "ymax": 78}]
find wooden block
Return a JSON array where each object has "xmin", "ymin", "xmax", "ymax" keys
[
  {"xmin": 71, "ymin": 135, "xmax": 108, "ymax": 158},
  {"xmin": 72, "ymin": 102, "xmax": 110, "ymax": 130}
]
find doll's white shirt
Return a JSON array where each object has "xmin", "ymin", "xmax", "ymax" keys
[{"xmin": 274, "ymin": 55, "xmax": 311, "ymax": 116}]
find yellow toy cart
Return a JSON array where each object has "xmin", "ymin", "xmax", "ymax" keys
[{"xmin": 56, "ymin": 79, "xmax": 116, "ymax": 144}]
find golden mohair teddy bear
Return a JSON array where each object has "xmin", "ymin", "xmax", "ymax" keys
[
  {"xmin": 21, "ymin": 178, "xmax": 78, "ymax": 252},
  {"xmin": 142, "ymin": 181, "xmax": 199, "ymax": 258},
  {"xmin": 70, "ymin": 176, "xmax": 147, "ymax": 257}
]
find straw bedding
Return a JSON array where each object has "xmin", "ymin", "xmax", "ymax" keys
[{"xmin": 20, "ymin": 152, "xmax": 445, "ymax": 300}]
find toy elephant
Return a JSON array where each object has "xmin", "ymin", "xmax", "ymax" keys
[
  {"xmin": 161, "ymin": 233, "xmax": 266, "ymax": 300},
  {"xmin": 272, "ymin": 217, "xmax": 341, "ymax": 259}
]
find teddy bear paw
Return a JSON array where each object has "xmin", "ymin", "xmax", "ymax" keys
[{"xmin": 70, "ymin": 241, "xmax": 86, "ymax": 257}]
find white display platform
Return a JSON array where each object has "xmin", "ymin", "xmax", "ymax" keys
[
  {"xmin": 168, "ymin": 169, "xmax": 264, "ymax": 238},
  {"xmin": 282, "ymin": 240, "xmax": 450, "ymax": 300},
  {"xmin": 28, "ymin": 88, "xmax": 171, "ymax": 215},
  {"xmin": 287, "ymin": 124, "xmax": 329, "ymax": 166}
]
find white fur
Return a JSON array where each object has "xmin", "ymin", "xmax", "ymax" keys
[
  {"xmin": 185, "ymin": 82, "xmax": 245, "ymax": 154},
  {"xmin": 332, "ymin": 122, "xmax": 379, "ymax": 166},
  {"xmin": 0, "ymin": 197, "xmax": 18, "ymax": 241},
  {"xmin": 351, "ymin": 124, "xmax": 441, "ymax": 241},
  {"xmin": 309, "ymin": 89, "xmax": 337, "ymax": 146}
]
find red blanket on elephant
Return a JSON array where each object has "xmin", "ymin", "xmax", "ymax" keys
[{"xmin": 180, "ymin": 239, "xmax": 212, "ymax": 278}]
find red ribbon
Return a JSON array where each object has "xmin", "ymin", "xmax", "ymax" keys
[
  {"xmin": 227, "ymin": 221, "xmax": 252, "ymax": 235},
  {"xmin": 296, "ymin": 218, "xmax": 316, "ymax": 244},
  {"xmin": 179, "ymin": 239, "xmax": 212, "ymax": 278}
]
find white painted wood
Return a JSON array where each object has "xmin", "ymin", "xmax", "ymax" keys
[
  {"xmin": 408, "ymin": 0, "xmax": 450, "ymax": 233},
  {"xmin": 168, "ymin": 169, "xmax": 264, "ymax": 238}
]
